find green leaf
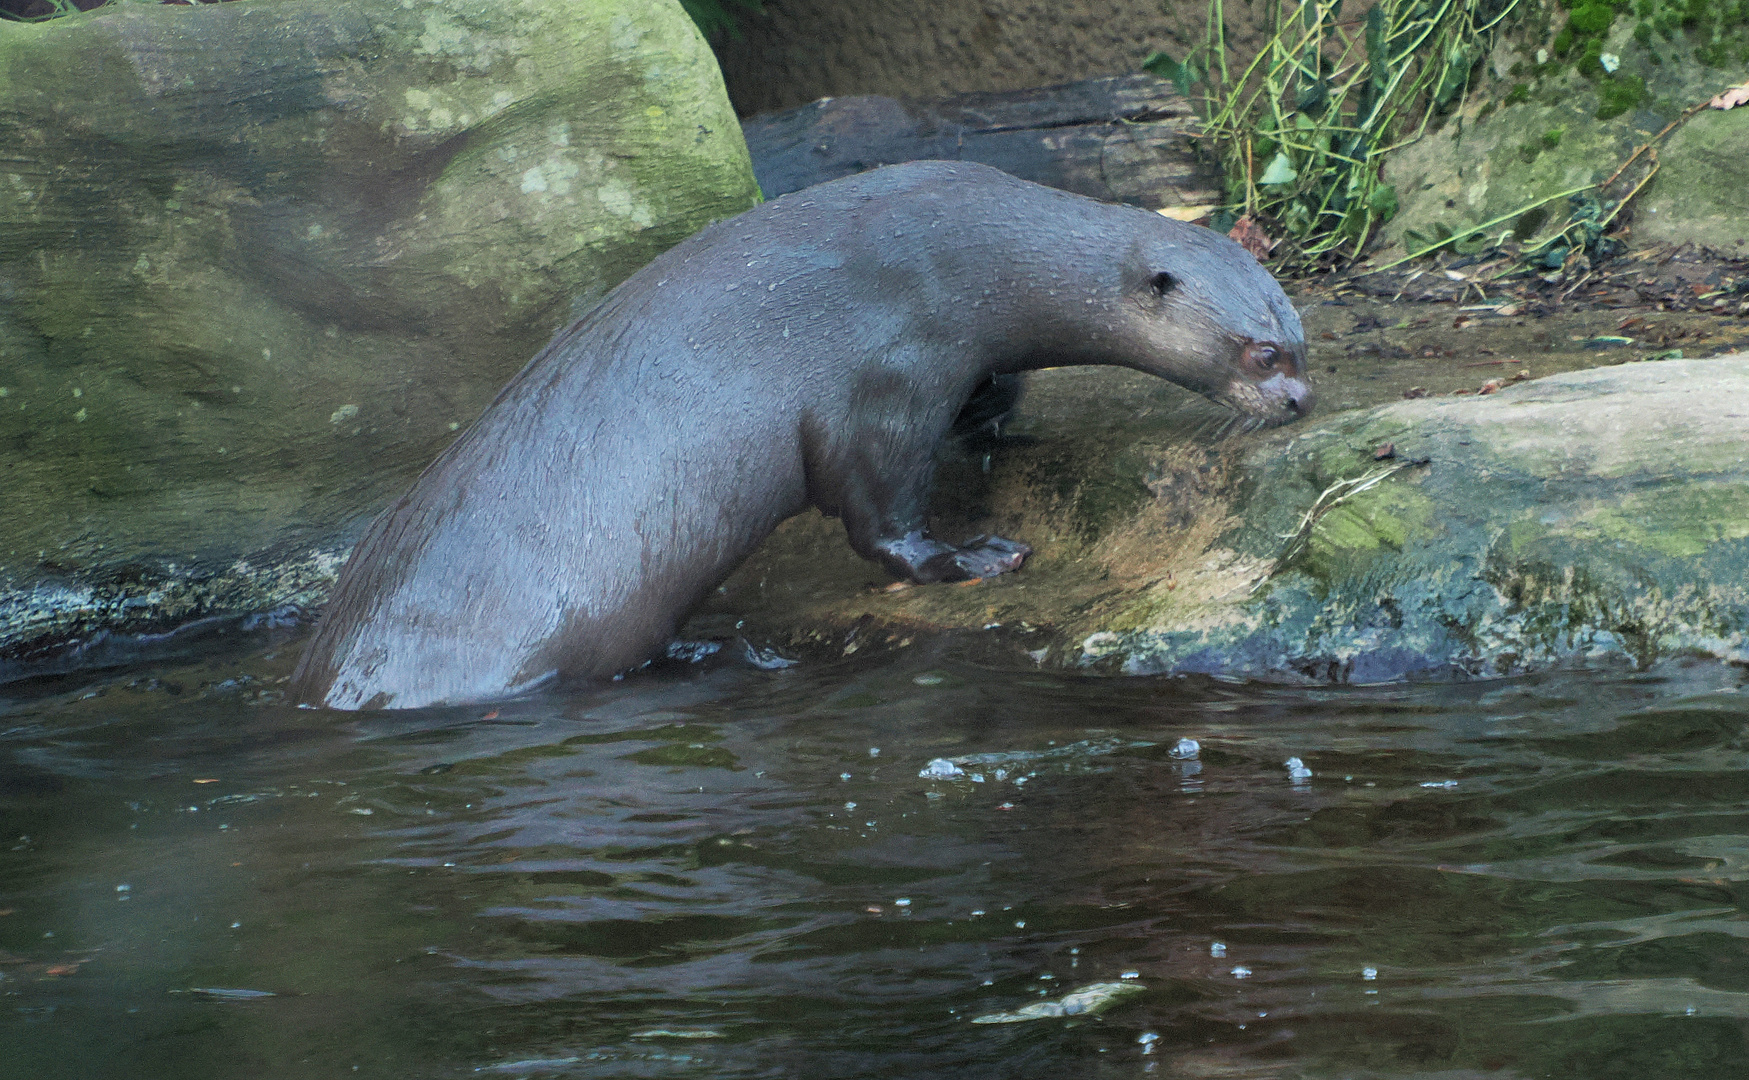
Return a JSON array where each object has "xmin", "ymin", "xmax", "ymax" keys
[
  {"xmin": 1259, "ymin": 152, "xmax": 1299, "ymax": 186},
  {"xmin": 1453, "ymin": 231, "xmax": 1489, "ymax": 255},
  {"xmin": 1365, "ymin": 5, "xmax": 1390, "ymax": 90},
  {"xmin": 1368, "ymin": 184, "xmax": 1399, "ymax": 222},
  {"xmin": 1434, "ymin": 42, "xmax": 1473, "ymax": 107},
  {"xmin": 1295, "ymin": 78, "xmax": 1330, "ymax": 114},
  {"xmin": 1141, "ymin": 51, "xmax": 1199, "ymax": 98}
]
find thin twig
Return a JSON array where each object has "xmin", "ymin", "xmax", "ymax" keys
[
  {"xmin": 1253, "ymin": 461, "xmax": 1420, "ymax": 591},
  {"xmin": 1356, "ymin": 185, "xmax": 1596, "ymax": 276}
]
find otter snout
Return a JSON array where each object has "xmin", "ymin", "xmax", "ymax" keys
[{"xmin": 1268, "ymin": 371, "xmax": 1314, "ymax": 419}]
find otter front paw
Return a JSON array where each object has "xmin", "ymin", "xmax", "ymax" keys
[{"xmin": 920, "ymin": 534, "xmax": 1032, "ymax": 582}]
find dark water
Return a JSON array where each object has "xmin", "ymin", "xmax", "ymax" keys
[{"xmin": 4, "ymin": 636, "xmax": 1749, "ymax": 1079}]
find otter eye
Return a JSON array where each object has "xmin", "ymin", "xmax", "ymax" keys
[
  {"xmin": 1250, "ymin": 344, "xmax": 1279, "ymax": 370},
  {"xmin": 1148, "ymin": 271, "xmax": 1177, "ymax": 296}
]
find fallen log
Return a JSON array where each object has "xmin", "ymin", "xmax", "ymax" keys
[{"xmin": 741, "ymin": 72, "xmax": 1222, "ymax": 212}]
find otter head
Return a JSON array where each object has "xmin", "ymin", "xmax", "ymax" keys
[{"xmin": 1110, "ymin": 219, "xmax": 1313, "ymax": 428}]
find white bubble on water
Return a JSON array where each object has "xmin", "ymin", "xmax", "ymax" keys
[{"xmin": 919, "ymin": 758, "xmax": 964, "ymax": 780}]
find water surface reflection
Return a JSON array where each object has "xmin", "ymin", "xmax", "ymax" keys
[{"xmin": 4, "ymin": 640, "xmax": 1748, "ymax": 1078}]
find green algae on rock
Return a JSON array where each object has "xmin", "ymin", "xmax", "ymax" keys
[
  {"xmin": 1089, "ymin": 355, "xmax": 1749, "ymax": 681},
  {"xmin": 0, "ymin": 0, "xmax": 760, "ymax": 672}
]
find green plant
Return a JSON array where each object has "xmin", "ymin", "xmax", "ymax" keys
[
  {"xmin": 1505, "ymin": 81, "xmax": 1532, "ymax": 103},
  {"xmin": 0, "ymin": 0, "xmax": 85, "ymax": 21},
  {"xmin": 1542, "ymin": 125, "xmax": 1565, "ymax": 147},
  {"xmin": 1181, "ymin": 0, "xmax": 1520, "ymax": 267}
]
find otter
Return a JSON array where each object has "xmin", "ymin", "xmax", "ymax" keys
[{"xmin": 291, "ymin": 161, "xmax": 1310, "ymax": 709}]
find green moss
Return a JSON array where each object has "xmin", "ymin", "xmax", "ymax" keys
[
  {"xmin": 1577, "ymin": 37, "xmax": 1606, "ymax": 76},
  {"xmin": 1300, "ymin": 483, "xmax": 1440, "ymax": 583},
  {"xmin": 1505, "ymin": 82, "xmax": 1532, "ymax": 104},
  {"xmin": 1561, "ymin": 483, "xmax": 1749, "ymax": 558},
  {"xmin": 1569, "ymin": 2, "xmax": 1617, "ymax": 31},
  {"xmin": 1553, "ymin": 25, "xmax": 1577, "ymax": 54},
  {"xmin": 1597, "ymin": 72, "xmax": 1649, "ymax": 118},
  {"xmin": 1542, "ymin": 125, "xmax": 1566, "ymax": 147}
]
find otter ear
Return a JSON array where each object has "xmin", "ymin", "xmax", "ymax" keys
[{"xmin": 1148, "ymin": 271, "xmax": 1178, "ymax": 296}]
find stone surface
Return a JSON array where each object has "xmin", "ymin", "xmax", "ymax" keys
[
  {"xmin": 1384, "ymin": 25, "xmax": 1749, "ymax": 258},
  {"xmin": 1637, "ymin": 105, "xmax": 1749, "ymax": 250},
  {"xmin": 693, "ymin": 355, "xmax": 1749, "ymax": 683},
  {"xmin": 0, "ymin": 0, "xmax": 760, "ymax": 674}
]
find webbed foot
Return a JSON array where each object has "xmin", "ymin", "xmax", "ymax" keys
[{"xmin": 877, "ymin": 531, "xmax": 1031, "ymax": 584}]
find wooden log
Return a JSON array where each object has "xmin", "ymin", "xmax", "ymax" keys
[{"xmin": 741, "ymin": 73, "xmax": 1222, "ymax": 211}]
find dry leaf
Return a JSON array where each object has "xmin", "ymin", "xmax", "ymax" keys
[
  {"xmin": 1709, "ymin": 83, "xmax": 1749, "ymax": 110},
  {"xmin": 1228, "ymin": 215, "xmax": 1278, "ymax": 261},
  {"xmin": 1156, "ymin": 204, "xmax": 1218, "ymax": 222}
]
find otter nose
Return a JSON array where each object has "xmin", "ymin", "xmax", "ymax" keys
[{"xmin": 1284, "ymin": 380, "xmax": 1314, "ymax": 417}]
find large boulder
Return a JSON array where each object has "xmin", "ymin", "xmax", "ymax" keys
[
  {"xmin": 0, "ymin": 0, "xmax": 760, "ymax": 673},
  {"xmin": 697, "ymin": 355, "xmax": 1749, "ymax": 681}
]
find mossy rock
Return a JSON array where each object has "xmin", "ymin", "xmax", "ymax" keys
[
  {"xmin": 0, "ymin": 0, "xmax": 760, "ymax": 672},
  {"xmin": 1084, "ymin": 355, "xmax": 1749, "ymax": 680},
  {"xmin": 701, "ymin": 357, "xmax": 1749, "ymax": 683},
  {"xmin": 1386, "ymin": 23, "xmax": 1749, "ymax": 257}
]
